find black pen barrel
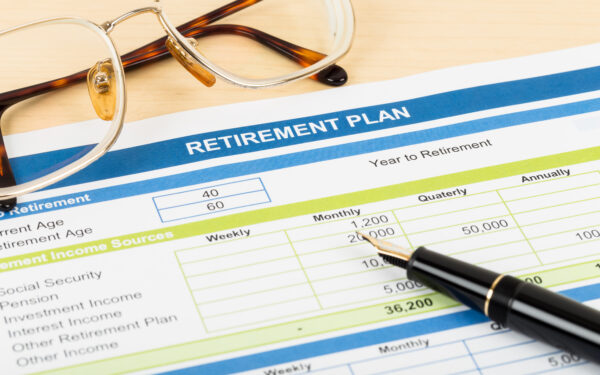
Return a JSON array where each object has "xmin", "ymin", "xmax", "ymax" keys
[
  {"xmin": 402, "ymin": 247, "xmax": 600, "ymax": 362},
  {"xmin": 489, "ymin": 275, "xmax": 600, "ymax": 361},
  {"xmin": 402, "ymin": 247, "xmax": 500, "ymax": 312}
]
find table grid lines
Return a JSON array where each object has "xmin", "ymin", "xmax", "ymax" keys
[
  {"xmin": 190, "ymin": 268, "xmax": 294, "ymax": 291},
  {"xmin": 405, "ymin": 212, "xmax": 511, "ymax": 236},
  {"xmin": 476, "ymin": 252, "xmax": 532, "ymax": 267},
  {"xmin": 185, "ymin": 254, "xmax": 295, "ymax": 278},
  {"xmin": 179, "ymin": 222, "xmax": 600, "ymax": 281},
  {"xmin": 392, "ymin": 210, "xmax": 415, "ymax": 250},
  {"xmin": 422, "ymin": 226, "xmax": 517, "ymax": 247},
  {"xmin": 497, "ymin": 256, "xmax": 600, "ymax": 277},
  {"xmin": 503, "ymin": 181, "xmax": 600, "ymax": 203},
  {"xmin": 511, "ymin": 195, "xmax": 600, "ymax": 216},
  {"xmin": 180, "ymin": 240, "xmax": 289, "ymax": 265},
  {"xmin": 496, "ymin": 190, "xmax": 543, "ymax": 265},
  {"xmin": 534, "ymin": 230, "xmax": 600, "ymax": 252},
  {"xmin": 463, "ymin": 339, "xmax": 483, "ymax": 375},
  {"xmin": 174, "ymin": 254, "xmax": 209, "ymax": 333},
  {"xmin": 398, "ymin": 201, "xmax": 503, "ymax": 224},
  {"xmin": 202, "ymin": 296, "xmax": 316, "ymax": 319},
  {"xmin": 285, "ymin": 230, "xmax": 324, "ymax": 310},
  {"xmin": 175, "ymin": 171, "xmax": 600, "ymax": 332},
  {"xmin": 206, "ymin": 306, "xmax": 323, "ymax": 333},
  {"xmin": 196, "ymin": 281, "xmax": 310, "ymax": 306},
  {"xmin": 318, "ymin": 277, "xmax": 411, "ymax": 297},
  {"xmin": 531, "ymin": 362, "xmax": 589, "ymax": 374},
  {"xmin": 482, "ymin": 349, "xmax": 562, "ymax": 371},
  {"xmin": 519, "ymin": 209, "xmax": 600, "ymax": 228},
  {"xmin": 306, "ymin": 263, "xmax": 397, "ymax": 282},
  {"xmin": 499, "ymin": 171, "xmax": 595, "ymax": 193},
  {"xmin": 293, "ymin": 230, "xmax": 399, "ymax": 254},
  {"xmin": 447, "ymin": 239, "xmax": 526, "ymax": 256},
  {"xmin": 174, "ymin": 227, "xmax": 287, "ymax": 253},
  {"xmin": 324, "ymin": 290, "xmax": 433, "ymax": 310},
  {"xmin": 340, "ymin": 329, "xmax": 590, "ymax": 375}
]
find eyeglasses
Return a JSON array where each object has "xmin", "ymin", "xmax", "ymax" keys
[{"xmin": 0, "ymin": 0, "xmax": 355, "ymax": 211}]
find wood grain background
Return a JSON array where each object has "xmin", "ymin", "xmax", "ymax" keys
[{"xmin": 1, "ymin": 0, "xmax": 599, "ymax": 132}]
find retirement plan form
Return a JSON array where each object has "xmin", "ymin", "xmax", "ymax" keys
[{"xmin": 1, "ymin": 44, "xmax": 600, "ymax": 374}]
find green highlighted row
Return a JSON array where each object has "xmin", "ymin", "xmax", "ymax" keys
[{"xmin": 518, "ymin": 259, "xmax": 600, "ymax": 287}]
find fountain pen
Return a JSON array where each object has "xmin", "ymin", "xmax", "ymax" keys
[{"xmin": 358, "ymin": 232, "xmax": 600, "ymax": 363}]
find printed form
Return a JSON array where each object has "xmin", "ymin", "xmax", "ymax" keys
[{"xmin": 1, "ymin": 44, "xmax": 600, "ymax": 375}]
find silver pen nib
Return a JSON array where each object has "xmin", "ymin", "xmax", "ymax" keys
[{"xmin": 357, "ymin": 231, "xmax": 413, "ymax": 262}]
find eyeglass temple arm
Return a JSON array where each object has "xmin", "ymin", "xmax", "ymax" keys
[
  {"xmin": 146, "ymin": 0, "xmax": 346, "ymax": 85},
  {"xmin": 0, "ymin": 0, "xmax": 253, "ymax": 105},
  {"xmin": 0, "ymin": 0, "xmax": 266, "ymax": 211},
  {"xmin": 0, "ymin": 5, "xmax": 347, "ymax": 106},
  {"xmin": 0, "ymin": 0, "xmax": 347, "ymax": 210},
  {"xmin": 121, "ymin": 24, "xmax": 347, "ymax": 86}
]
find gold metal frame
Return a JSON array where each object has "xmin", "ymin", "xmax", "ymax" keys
[
  {"xmin": 0, "ymin": 17, "xmax": 126, "ymax": 200},
  {"xmin": 0, "ymin": 0, "xmax": 355, "ymax": 200}
]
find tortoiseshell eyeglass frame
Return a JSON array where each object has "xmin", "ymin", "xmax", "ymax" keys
[{"xmin": 0, "ymin": 0, "xmax": 355, "ymax": 211}]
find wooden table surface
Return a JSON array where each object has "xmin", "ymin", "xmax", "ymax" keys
[{"xmin": 1, "ymin": 0, "xmax": 599, "ymax": 133}]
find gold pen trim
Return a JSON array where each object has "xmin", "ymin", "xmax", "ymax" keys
[{"xmin": 484, "ymin": 274, "xmax": 505, "ymax": 317}]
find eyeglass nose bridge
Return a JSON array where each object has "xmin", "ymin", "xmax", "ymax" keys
[
  {"xmin": 87, "ymin": 59, "xmax": 118, "ymax": 121},
  {"xmin": 165, "ymin": 37, "xmax": 216, "ymax": 87}
]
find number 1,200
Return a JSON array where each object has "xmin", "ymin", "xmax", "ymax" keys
[{"xmin": 350, "ymin": 215, "xmax": 389, "ymax": 229}]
